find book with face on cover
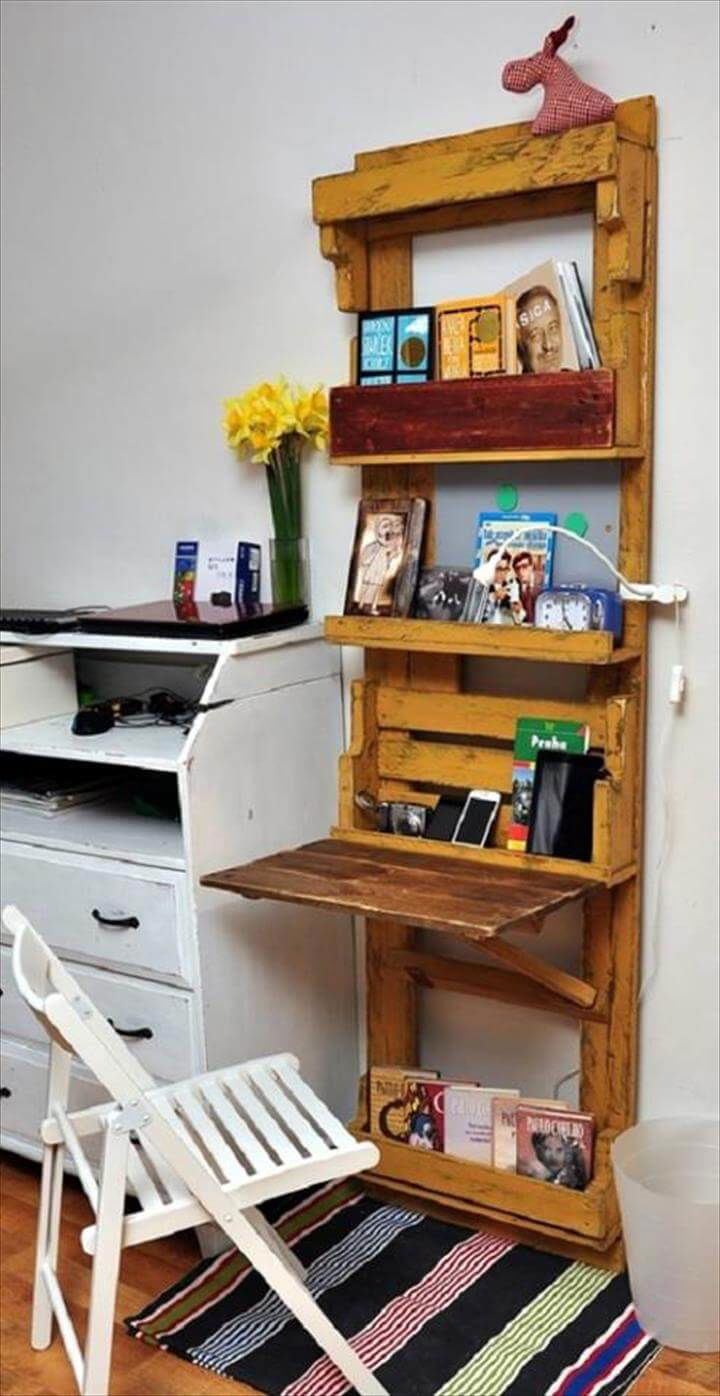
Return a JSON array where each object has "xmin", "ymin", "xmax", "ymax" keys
[
  {"xmin": 503, "ymin": 260, "xmax": 580, "ymax": 374},
  {"xmin": 492, "ymin": 1097, "xmax": 571, "ymax": 1172},
  {"xmin": 516, "ymin": 1105, "xmax": 594, "ymax": 1190}
]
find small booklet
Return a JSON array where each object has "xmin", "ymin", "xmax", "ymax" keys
[
  {"xmin": 507, "ymin": 716, "xmax": 590, "ymax": 852},
  {"xmin": 516, "ymin": 1105, "xmax": 595, "ymax": 1190}
]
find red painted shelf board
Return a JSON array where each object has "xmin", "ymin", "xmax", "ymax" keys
[{"xmin": 330, "ymin": 370, "xmax": 616, "ymax": 457}]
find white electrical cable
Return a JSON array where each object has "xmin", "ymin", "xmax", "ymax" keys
[
  {"xmin": 473, "ymin": 521, "xmax": 681, "ymax": 602},
  {"xmin": 553, "ymin": 1067, "xmax": 581, "ymax": 1101},
  {"xmin": 638, "ymin": 597, "xmax": 683, "ymax": 1003}
]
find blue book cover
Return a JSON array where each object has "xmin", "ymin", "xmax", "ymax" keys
[{"xmin": 474, "ymin": 512, "xmax": 557, "ymax": 626}]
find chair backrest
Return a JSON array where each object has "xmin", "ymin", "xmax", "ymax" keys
[{"xmin": 5, "ymin": 904, "xmax": 156, "ymax": 1101}]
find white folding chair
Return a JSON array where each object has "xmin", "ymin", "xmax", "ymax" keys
[{"xmin": 5, "ymin": 905, "xmax": 386, "ymax": 1396}]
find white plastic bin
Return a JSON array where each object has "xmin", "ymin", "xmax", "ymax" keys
[{"xmin": 612, "ymin": 1117, "xmax": 720, "ymax": 1352}]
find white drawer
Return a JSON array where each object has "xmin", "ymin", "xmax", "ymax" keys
[
  {"xmin": 1, "ymin": 1038, "xmax": 108, "ymax": 1156},
  {"xmin": 1, "ymin": 843, "xmax": 192, "ymax": 986},
  {"xmin": 1, "ymin": 947, "xmax": 199, "ymax": 1083}
]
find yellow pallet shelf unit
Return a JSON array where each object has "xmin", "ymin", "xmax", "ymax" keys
[{"xmin": 203, "ymin": 97, "xmax": 656, "ymax": 1268}]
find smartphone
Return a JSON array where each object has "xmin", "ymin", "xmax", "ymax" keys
[
  {"xmin": 452, "ymin": 788, "xmax": 501, "ymax": 848},
  {"xmin": 425, "ymin": 793, "xmax": 466, "ymax": 842}
]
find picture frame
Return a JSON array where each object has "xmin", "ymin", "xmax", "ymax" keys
[
  {"xmin": 343, "ymin": 497, "xmax": 427, "ymax": 616},
  {"xmin": 413, "ymin": 566, "xmax": 474, "ymax": 621}
]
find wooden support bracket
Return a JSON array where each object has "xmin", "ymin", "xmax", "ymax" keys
[
  {"xmin": 467, "ymin": 935, "xmax": 598, "ymax": 1010},
  {"xmin": 596, "ymin": 141, "xmax": 646, "ymax": 284},
  {"xmin": 319, "ymin": 222, "xmax": 369, "ymax": 311},
  {"xmin": 388, "ymin": 948, "xmax": 608, "ymax": 1023}
]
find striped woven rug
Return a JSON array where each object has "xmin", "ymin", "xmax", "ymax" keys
[{"xmin": 126, "ymin": 1179, "xmax": 658, "ymax": 1396}]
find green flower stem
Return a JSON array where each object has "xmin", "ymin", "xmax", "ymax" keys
[{"xmin": 267, "ymin": 435, "xmax": 302, "ymax": 541}]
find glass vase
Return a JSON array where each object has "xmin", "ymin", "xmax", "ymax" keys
[{"xmin": 269, "ymin": 537, "xmax": 309, "ymax": 608}]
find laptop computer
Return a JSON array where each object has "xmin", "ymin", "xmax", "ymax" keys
[{"xmin": 77, "ymin": 600, "xmax": 309, "ymax": 640}]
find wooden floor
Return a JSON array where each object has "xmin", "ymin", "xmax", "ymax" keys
[{"xmin": 1, "ymin": 1153, "xmax": 717, "ymax": 1396}]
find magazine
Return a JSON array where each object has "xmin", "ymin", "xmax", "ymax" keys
[
  {"xmin": 503, "ymin": 260, "xmax": 582, "ymax": 373},
  {"xmin": 473, "ymin": 512, "xmax": 557, "ymax": 626},
  {"xmin": 507, "ymin": 716, "xmax": 590, "ymax": 852},
  {"xmin": 516, "ymin": 1106, "xmax": 595, "ymax": 1190}
]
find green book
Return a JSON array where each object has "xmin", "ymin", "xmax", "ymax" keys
[{"xmin": 507, "ymin": 717, "xmax": 590, "ymax": 852}]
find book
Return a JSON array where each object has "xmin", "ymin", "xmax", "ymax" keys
[
  {"xmin": 556, "ymin": 261, "xmax": 601, "ymax": 369},
  {"xmin": 492, "ymin": 1097, "xmax": 571, "ymax": 1172},
  {"xmin": 357, "ymin": 308, "xmax": 435, "ymax": 384},
  {"xmin": 503, "ymin": 260, "xmax": 581, "ymax": 373},
  {"xmin": 400, "ymin": 1074, "xmax": 485, "ymax": 1151},
  {"xmin": 516, "ymin": 1105, "xmax": 595, "ymax": 1189},
  {"xmin": 369, "ymin": 1066, "xmax": 439, "ymax": 1141},
  {"xmin": 507, "ymin": 716, "xmax": 590, "ymax": 852},
  {"xmin": 413, "ymin": 567, "xmax": 474, "ymax": 621},
  {"xmin": 343, "ymin": 498, "xmax": 427, "ymax": 618},
  {"xmin": 473, "ymin": 512, "xmax": 556, "ymax": 626},
  {"xmin": 443, "ymin": 1086, "xmax": 520, "ymax": 1164},
  {"xmin": 436, "ymin": 295, "xmax": 517, "ymax": 379}
]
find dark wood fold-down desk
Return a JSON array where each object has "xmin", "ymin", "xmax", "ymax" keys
[{"xmin": 201, "ymin": 838, "xmax": 599, "ymax": 1009}]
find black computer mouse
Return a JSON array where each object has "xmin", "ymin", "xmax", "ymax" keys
[{"xmin": 71, "ymin": 707, "xmax": 114, "ymax": 736}]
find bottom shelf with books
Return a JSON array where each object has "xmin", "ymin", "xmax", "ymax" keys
[{"xmin": 350, "ymin": 1117, "xmax": 621, "ymax": 1259}]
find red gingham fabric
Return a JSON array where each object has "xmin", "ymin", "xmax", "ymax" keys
[{"xmin": 502, "ymin": 17, "xmax": 615, "ymax": 135}]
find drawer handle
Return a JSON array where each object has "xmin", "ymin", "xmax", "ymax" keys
[
  {"xmin": 91, "ymin": 909, "xmax": 140, "ymax": 930},
  {"xmin": 107, "ymin": 1019, "xmax": 154, "ymax": 1041},
  {"xmin": 0, "ymin": 1087, "xmax": 11, "ymax": 1098}
]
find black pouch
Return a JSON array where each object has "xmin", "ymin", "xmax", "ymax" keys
[{"xmin": 527, "ymin": 751, "xmax": 606, "ymax": 862}]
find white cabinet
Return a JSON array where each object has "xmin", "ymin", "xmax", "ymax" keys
[{"xmin": 0, "ymin": 624, "xmax": 357, "ymax": 1162}]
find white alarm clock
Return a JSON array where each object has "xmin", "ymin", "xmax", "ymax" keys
[{"xmin": 535, "ymin": 586, "xmax": 623, "ymax": 637}]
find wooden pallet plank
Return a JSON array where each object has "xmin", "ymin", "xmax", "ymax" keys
[
  {"xmin": 313, "ymin": 122, "xmax": 617, "ymax": 223},
  {"xmin": 348, "ymin": 1128, "xmax": 615, "ymax": 1238},
  {"xmin": 330, "ymin": 374, "xmax": 616, "ymax": 457},
  {"xmin": 391, "ymin": 948, "xmax": 609, "ymax": 1022},
  {"xmin": 324, "ymin": 615, "xmax": 628, "ymax": 664},
  {"xmin": 201, "ymin": 838, "xmax": 596, "ymax": 940},
  {"xmin": 328, "ymin": 825, "xmax": 631, "ymax": 886},
  {"xmin": 351, "ymin": 99, "xmax": 653, "ymax": 171},
  {"xmin": 376, "ymin": 687, "xmax": 607, "ymax": 746},
  {"xmin": 378, "ymin": 734, "xmax": 512, "ymax": 792}
]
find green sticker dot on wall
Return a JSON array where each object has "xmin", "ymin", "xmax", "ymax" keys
[
  {"xmin": 564, "ymin": 511, "xmax": 589, "ymax": 537},
  {"xmin": 496, "ymin": 483, "xmax": 518, "ymax": 511}
]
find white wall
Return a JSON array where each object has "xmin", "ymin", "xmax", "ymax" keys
[{"xmin": 2, "ymin": 0, "xmax": 718, "ymax": 1120}]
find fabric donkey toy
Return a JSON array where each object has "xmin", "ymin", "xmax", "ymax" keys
[{"xmin": 502, "ymin": 15, "xmax": 615, "ymax": 136}]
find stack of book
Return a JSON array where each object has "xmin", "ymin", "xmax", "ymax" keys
[
  {"xmin": 0, "ymin": 755, "xmax": 126, "ymax": 817},
  {"xmin": 369, "ymin": 1066, "xmax": 594, "ymax": 1190},
  {"xmin": 357, "ymin": 258, "xmax": 601, "ymax": 385}
]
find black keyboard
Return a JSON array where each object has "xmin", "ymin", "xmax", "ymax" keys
[{"xmin": 0, "ymin": 609, "xmax": 83, "ymax": 635}]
